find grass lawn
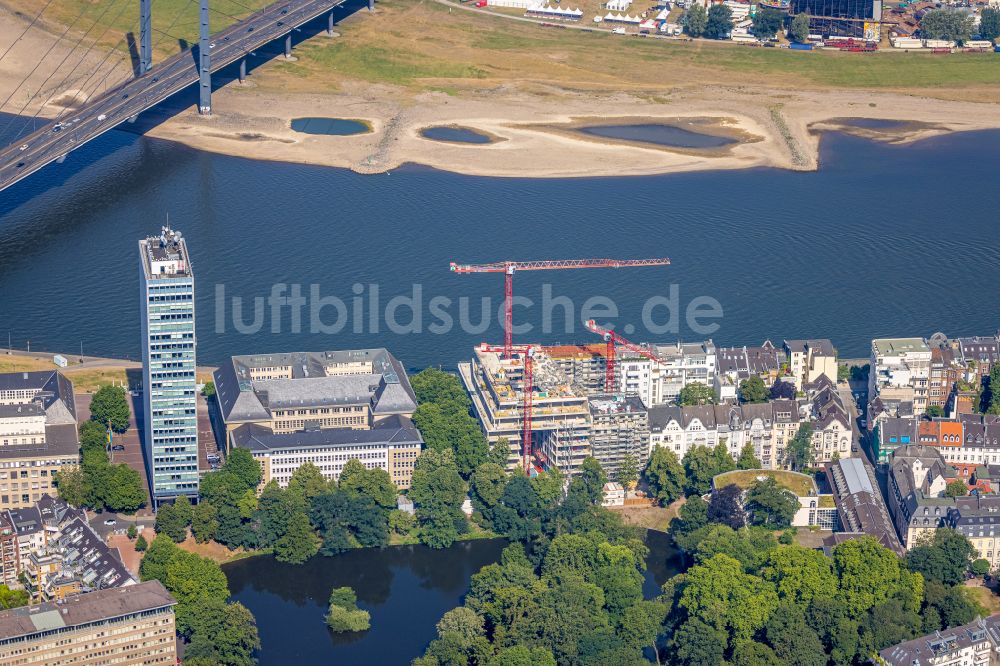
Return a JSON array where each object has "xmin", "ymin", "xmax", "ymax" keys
[
  {"xmin": 714, "ymin": 469, "xmax": 818, "ymax": 496},
  {"xmin": 11, "ymin": 0, "xmax": 1000, "ymax": 99}
]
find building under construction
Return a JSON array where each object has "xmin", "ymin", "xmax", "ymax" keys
[
  {"xmin": 589, "ymin": 395, "xmax": 650, "ymax": 477},
  {"xmin": 789, "ymin": 0, "xmax": 882, "ymax": 39},
  {"xmin": 459, "ymin": 346, "xmax": 592, "ymax": 474},
  {"xmin": 544, "ymin": 344, "xmax": 610, "ymax": 394}
]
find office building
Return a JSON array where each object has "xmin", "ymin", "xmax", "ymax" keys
[
  {"xmin": 139, "ymin": 226, "xmax": 199, "ymax": 505},
  {"xmin": 870, "ymin": 338, "xmax": 932, "ymax": 416},
  {"xmin": 215, "ymin": 348, "xmax": 422, "ymax": 489},
  {"xmin": 0, "ymin": 581, "xmax": 176, "ymax": 666},
  {"xmin": 0, "ymin": 371, "xmax": 80, "ymax": 511},
  {"xmin": 788, "ymin": 0, "xmax": 881, "ymax": 39}
]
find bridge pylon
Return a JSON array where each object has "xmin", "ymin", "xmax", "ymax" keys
[
  {"xmin": 198, "ymin": 0, "xmax": 211, "ymax": 114},
  {"xmin": 139, "ymin": 0, "xmax": 152, "ymax": 74}
]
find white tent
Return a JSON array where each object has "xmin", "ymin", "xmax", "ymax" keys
[
  {"xmin": 655, "ymin": 9, "xmax": 669, "ymax": 19},
  {"xmin": 604, "ymin": 0, "xmax": 632, "ymax": 12}
]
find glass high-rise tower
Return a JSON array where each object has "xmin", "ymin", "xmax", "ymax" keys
[{"xmin": 139, "ymin": 226, "xmax": 199, "ymax": 505}]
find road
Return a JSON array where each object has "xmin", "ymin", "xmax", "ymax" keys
[{"xmin": 0, "ymin": 0, "xmax": 346, "ymax": 192}]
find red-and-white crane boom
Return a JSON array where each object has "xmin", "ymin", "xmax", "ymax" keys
[
  {"xmin": 451, "ymin": 258, "xmax": 671, "ymax": 358},
  {"xmin": 477, "ymin": 342, "xmax": 536, "ymax": 473},
  {"xmin": 585, "ymin": 319, "xmax": 666, "ymax": 393}
]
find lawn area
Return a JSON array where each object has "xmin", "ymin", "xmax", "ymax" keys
[
  {"xmin": 610, "ymin": 498, "xmax": 684, "ymax": 532},
  {"xmin": 12, "ymin": 0, "xmax": 1000, "ymax": 99},
  {"xmin": 261, "ymin": 0, "xmax": 1000, "ymax": 97},
  {"xmin": 714, "ymin": 469, "xmax": 818, "ymax": 496}
]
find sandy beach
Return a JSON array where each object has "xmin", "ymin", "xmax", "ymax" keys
[{"xmin": 132, "ymin": 82, "xmax": 1000, "ymax": 178}]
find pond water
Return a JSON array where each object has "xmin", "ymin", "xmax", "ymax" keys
[
  {"xmin": 420, "ymin": 125, "xmax": 494, "ymax": 144},
  {"xmin": 224, "ymin": 530, "xmax": 681, "ymax": 664},
  {"xmin": 833, "ymin": 117, "xmax": 909, "ymax": 130},
  {"xmin": 290, "ymin": 117, "xmax": 371, "ymax": 136},
  {"xmin": 576, "ymin": 123, "xmax": 737, "ymax": 149}
]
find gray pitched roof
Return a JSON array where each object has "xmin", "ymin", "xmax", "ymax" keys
[{"xmin": 231, "ymin": 413, "xmax": 423, "ymax": 453}]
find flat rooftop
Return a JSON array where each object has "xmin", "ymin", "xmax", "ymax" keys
[
  {"xmin": 139, "ymin": 226, "xmax": 192, "ymax": 278},
  {"xmin": 714, "ymin": 469, "xmax": 818, "ymax": 497},
  {"xmin": 589, "ymin": 394, "xmax": 646, "ymax": 416},
  {"xmin": 872, "ymin": 338, "xmax": 929, "ymax": 355},
  {"xmin": 0, "ymin": 581, "xmax": 175, "ymax": 643}
]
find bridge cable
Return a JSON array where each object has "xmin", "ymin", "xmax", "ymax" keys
[
  {"xmin": 12, "ymin": 0, "xmax": 138, "ymax": 139},
  {"xmin": 0, "ymin": 0, "xmax": 57, "ymax": 71},
  {"xmin": 0, "ymin": 0, "xmax": 110, "ymax": 136}
]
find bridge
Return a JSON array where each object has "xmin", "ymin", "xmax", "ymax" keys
[{"xmin": 0, "ymin": 0, "xmax": 358, "ymax": 194}]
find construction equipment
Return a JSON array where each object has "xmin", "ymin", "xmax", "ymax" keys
[
  {"xmin": 478, "ymin": 342, "xmax": 535, "ymax": 473},
  {"xmin": 584, "ymin": 319, "xmax": 666, "ymax": 392},
  {"xmin": 451, "ymin": 258, "xmax": 671, "ymax": 359}
]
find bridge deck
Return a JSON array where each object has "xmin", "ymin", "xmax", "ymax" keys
[{"xmin": 0, "ymin": 0, "xmax": 343, "ymax": 193}]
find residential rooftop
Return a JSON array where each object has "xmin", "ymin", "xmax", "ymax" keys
[
  {"xmin": 713, "ymin": 469, "xmax": 818, "ymax": 497},
  {"xmin": 0, "ymin": 581, "xmax": 174, "ymax": 645},
  {"xmin": 872, "ymin": 338, "xmax": 930, "ymax": 355}
]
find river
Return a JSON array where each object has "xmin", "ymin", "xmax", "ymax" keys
[
  {"xmin": 2, "ymin": 125, "xmax": 1000, "ymax": 368},
  {"xmin": 223, "ymin": 531, "xmax": 680, "ymax": 664}
]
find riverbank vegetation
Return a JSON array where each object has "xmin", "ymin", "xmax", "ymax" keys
[
  {"xmin": 139, "ymin": 536, "xmax": 260, "ymax": 666},
  {"xmin": 326, "ymin": 586, "xmax": 371, "ymax": 633}
]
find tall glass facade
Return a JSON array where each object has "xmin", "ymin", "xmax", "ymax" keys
[{"xmin": 139, "ymin": 228, "xmax": 199, "ymax": 504}]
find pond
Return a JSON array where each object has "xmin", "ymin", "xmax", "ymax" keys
[
  {"xmin": 832, "ymin": 117, "xmax": 909, "ymax": 130},
  {"xmin": 576, "ymin": 123, "xmax": 737, "ymax": 149},
  {"xmin": 225, "ymin": 531, "xmax": 681, "ymax": 664},
  {"xmin": 420, "ymin": 125, "xmax": 495, "ymax": 144},
  {"xmin": 290, "ymin": 117, "xmax": 371, "ymax": 136}
]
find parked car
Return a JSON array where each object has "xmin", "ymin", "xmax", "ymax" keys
[
  {"xmin": 112, "ymin": 444, "xmax": 125, "ymax": 451},
  {"xmin": 104, "ymin": 519, "xmax": 117, "ymax": 526}
]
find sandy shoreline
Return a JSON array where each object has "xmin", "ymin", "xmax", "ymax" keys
[{"xmin": 132, "ymin": 83, "xmax": 1000, "ymax": 179}]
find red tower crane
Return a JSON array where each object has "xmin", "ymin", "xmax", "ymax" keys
[
  {"xmin": 451, "ymin": 258, "xmax": 671, "ymax": 359},
  {"xmin": 477, "ymin": 342, "xmax": 536, "ymax": 473},
  {"xmin": 585, "ymin": 319, "xmax": 666, "ymax": 393}
]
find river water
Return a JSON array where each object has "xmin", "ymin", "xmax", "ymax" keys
[
  {"xmin": 224, "ymin": 531, "xmax": 680, "ymax": 665},
  {"xmin": 1, "ymin": 123, "xmax": 1000, "ymax": 369}
]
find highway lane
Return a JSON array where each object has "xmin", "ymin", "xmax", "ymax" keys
[{"xmin": 0, "ymin": 0, "xmax": 344, "ymax": 193}]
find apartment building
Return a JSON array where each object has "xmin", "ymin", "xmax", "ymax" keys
[
  {"xmin": 784, "ymin": 339, "xmax": 837, "ymax": 390},
  {"xmin": 544, "ymin": 344, "xmax": 609, "ymax": 394},
  {"xmin": 617, "ymin": 340, "xmax": 716, "ymax": 407},
  {"xmin": 947, "ymin": 495, "xmax": 1000, "ymax": 570},
  {"xmin": 870, "ymin": 338, "xmax": 932, "ymax": 416},
  {"xmin": 0, "ymin": 371, "xmax": 80, "ymax": 511},
  {"xmin": 139, "ymin": 226, "xmax": 199, "ymax": 504},
  {"xmin": 215, "ymin": 348, "xmax": 422, "ymax": 489},
  {"xmin": 886, "ymin": 444, "xmax": 956, "ymax": 548},
  {"xmin": 928, "ymin": 345, "xmax": 962, "ymax": 411},
  {"xmin": 805, "ymin": 377, "xmax": 853, "ymax": 464},
  {"xmin": 460, "ymin": 346, "xmax": 591, "ymax": 473},
  {"xmin": 0, "ymin": 495, "xmax": 135, "ymax": 601},
  {"xmin": 955, "ymin": 335, "xmax": 1000, "ymax": 381},
  {"xmin": 877, "ymin": 616, "xmax": 1000, "ymax": 666},
  {"xmin": 873, "ymin": 417, "xmax": 916, "ymax": 464},
  {"xmin": 0, "ymin": 581, "xmax": 177, "ymax": 666},
  {"xmin": 588, "ymin": 395, "xmax": 649, "ymax": 478},
  {"xmin": 715, "ymin": 341, "xmax": 786, "ymax": 401}
]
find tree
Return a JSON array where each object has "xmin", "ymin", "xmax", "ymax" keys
[
  {"xmin": 693, "ymin": 525, "xmax": 777, "ymax": 572},
  {"xmin": 785, "ymin": 423, "xmax": 814, "ymax": 472},
  {"xmin": 684, "ymin": 4, "xmax": 707, "ymax": 37},
  {"xmin": 411, "ymin": 369, "xmax": 490, "ymax": 477},
  {"xmin": 678, "ymin": 382, "xmax": 714, "ymax": 406},
  {"xmin": 409, "ymin": 449, "xmax": 467, "ymax": 548},
  {"xmin": 683, "ymin": 443, "xmax": 734, "ymax": 496},
  {"xmin": 751, "ymin": 7, "xmax": 784, "ymax": 39},
  {"xmin": 789, "ymin": 12, "xmax": 810, "ymax": 43},
  {"xmin": 0, "ymin": 585, "xmax": 29, "ymax": 610},
  {"xmin": 273, "ymin": 512, "xmax": 319, "ymax": 564},
  {"xmin": 736, "ymin": 444, "xmax": 761, "ymax": 470},
  {"xmin": 89, "ymin": 384, "xmax": 131, "ymax": 433},
  {"xmin": 905, "ymin": 528, "xmax": 976, "ymax": 586},
  {"xmin": 102, "ymin": 464, "xmax": 146, "ymax": 513},
  {"xmin": 944, "ymin": 479, "xmax": 968, "ymax": 497},
  {"xmin": 745, "ymin": 477, "xmax": 799, "ymax": 528},
  {"xmin": 834, "ymin": 536, "xmax": 923, "ymax": 616},
  {"xmin": 980, "ymin": 7, "xmax": 1000, "ymax": 42},
  {"xmin": 184, "ymin": 598, "xmax": 260, "ymax": 666},
  {"xmin": 288, "ymin": 462, "xmax": 330, "ymax": 500},
  {"xmin": 339, "ymin": 462, "xmax": 397, "ymax": 509},
  {"xmin": 739, "ymin": 375, "xmax": 768, "ymax": 404},
  {"xmin": 135, "ymin": 533, "xmax": 148, "ymax": 551},
  {"xmin": 671, "ymin": 495, "xmax": 709, "ymax": 551},
  {"xmin": 704, "ymin": 4, "xmax": 733, "ymax": 39},
  {"xmin": 679, "ymin": 553, "xmax": 779, "ymax": 646},
  {"xmin": 770, "ymin": 379, "xmax": 796, "ymax": 401},
  {"xmin": 127, "ymin": 523, "xmax": 138, "ymax": 540},
  {"xmin": 471, "ymin": 462, "xmax": 508, "ymax": 514},
  {"xmin": 645, "ymin": 447, "xmax": 685, "ymax": 506},
  {"xmin": 765, "ymin": 603, "xmax": 827, "ymax": 666},
  {"xmin": 920, "ymin": 9, "xmax": 974, "ymax": 44},
  {"xmin": 972, "ymin": 558, "xmax": 991, "ymax": 577},
  {"xmin": 762, "ymin": 544, "xmax": 837, "ymax": 607},
  {"xmin": 389, "ymin": 509, "xmax": 416, "ymax": 536},
  {"xmin": 925, "ymin": 405, "xmax": 944, "ymax": 418},
  {"xmin": 616, "ymin": 453, "xmax": 639, "ymax": 489},
  {"xmin": 436, "ymin": 607, "xmax": 485, "ymax": 645},
  {"xmin": 191, "ymin": 502, "xmax": 219, "ymax": 543},
  {"xmin": 708, "ymin": 484, "xmax": 746, "ymax": 529},
  {"xmin": 155, "ymin": 503, "xmax": 188, "ymax": 543},
  {"xmin": 79, "ymin": 419, "xmax": 108, "ymax": 451},
  {"xmin": 55, "ymin": 466, "xmax": 89, "ymax": 507},
  {"xmin": 222, "ymin": 447, "xmax": 263, "ymax": 493},
  {"xmin": 672, "ymin": 617, "xmax": 726, "ymax": 666},
  {"xmin": 580, "ymin": 457, "xmax": 608, "ymax": 505},
  {"xmin": 201, "ymin": 381, "xmax": 216, "ymax": 397},
  {"xmin": 326, "ymin": 586, "xmax": 370, "ymax": 632}
]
